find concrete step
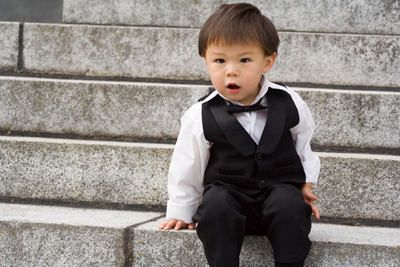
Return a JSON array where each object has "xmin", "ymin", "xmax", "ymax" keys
[
  {"xmin": 1, "ymin": 136, "xmax": 399, "ymax": 222},
  {"xmin": 0, "ymin": 203, "xmax": 164, "ymax": 267},
  {"xmin": 1, "ymin": 203, "xmax": 399, "ymax": 267},
  {"xmin": 136, "ymin": 216, "xmax": 400, "ymax": 267},
  {"xmin": 63, "ymin": 0, "xmax": 400, "ymax": 35},
  {"xmin": 0, "ymin": 22, "xmax": 19, "ymax": 72},
  {"xmin": 0, "ymin": 76, "xmax": 209, "ymax": 142},
  {"xmin": 21, "ymin": 23, "xmax": 400, "ymax": 87},
  {"xmin": 1, "ymin": 77, "xmax": 399, "ymax": 150},
  {"xmin": 0, "ymin": 136, "xmax": 172, "ymax": 207}
]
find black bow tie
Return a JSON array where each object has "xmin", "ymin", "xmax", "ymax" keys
[{"xmin": 227, "ymin": 99, "xmax": 268, "ymax": 114}]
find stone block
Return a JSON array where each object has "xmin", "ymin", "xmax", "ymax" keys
[
  {"xmin": 1, "ymin": 203, "xmax": 399, "ymax": 266},
  {"xmin": 0, "ymin": 203, "xmax": 163, "ymax": 267},
  {"xmin": 1, "ymin": 137, "xmax": 399, "ymax": 221},
  {"xmin": 132, "ymin": 217, "xmax": 400, "ymax": 266},
  {"xmin": 297, "ymin": 88, "xmax": 400, "ymax": 151},
  {"xmin": 0, "ymin": 137, "xmax": 173, "ymax": 206},
  {"xmin": 0, "ymin": 77, "xmax": 209, "ymax": 141},
  {"xmin": 63, "ymin": 0, "xmax": 216, "ymax": 29},
  {"xmin": 22, "ymin": 23, "xmax": 206, "ymax": 80},
  {"xmin": 315, "ymin": 153, "xmax": 400, "ymax": 221},
  {"xmin": 22, "ymin": 24, "xmax": 400, "ymax": 87},
  {"xmin": 1, "ymin": 77, "xmax": 399, "ymax": 150},
  {"xmin": 270, "ymin": 32, "xmax": 400, "ymax": 88},
  {"xmin": 250, "ymin": 0, "xmax": 400, "ymax": 35},
  {"xmin": 63, "ymin": 0, "xmax": 400, "ymax": 35},
  {"xmin": 307, "ymin": 223, "xmax": 400, "ymax": 267},
  {"xmin": 0, "ymin": 22, "xmax": 19, "ymax": 71}
]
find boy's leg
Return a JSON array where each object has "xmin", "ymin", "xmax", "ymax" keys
[
  {"xmin": 261, "ymin": 183, "xmax": 312, "ymax": 266},
  {"xmin": 193, "ymin": 183, "xmax": 247, "ymax": 267}
]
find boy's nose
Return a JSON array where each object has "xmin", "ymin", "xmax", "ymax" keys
[{"xmin": 226, "ymin": 63, "xmax": 239, "ymax": 77}]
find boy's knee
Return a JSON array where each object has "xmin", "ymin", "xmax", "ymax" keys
[
  {"xmin": 262, "ymin": 184, "xmax": 311, "ymax": 222},
  {"xmin": 193, "ymin": 184, "xmax": 245, "ymax": 223}
]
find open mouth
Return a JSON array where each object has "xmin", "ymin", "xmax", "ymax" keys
[{"xmin": 227, "ymin": 84, "xmax": 240, "ymax": 90}]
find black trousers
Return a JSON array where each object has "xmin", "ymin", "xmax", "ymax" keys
[{"xmin": 192, "ymin": 182, "xmax": 312, "ymax": 267}]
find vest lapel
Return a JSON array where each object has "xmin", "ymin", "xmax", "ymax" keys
[
  {"xmin": 258, "ymin": 88, "xmax": 286, "ymax": 154},
  {"xmin": 209, "ymin": 95, "xmax": 257, "ymax": 157}
]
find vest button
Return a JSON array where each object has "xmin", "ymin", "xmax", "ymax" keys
[
  {"xmin": 259, "ymin": 180, "xmax": 266, "ymax": 186},
  {"xmin": 256, "ymin": 153, "xmax": 262, "ymax": 160}
]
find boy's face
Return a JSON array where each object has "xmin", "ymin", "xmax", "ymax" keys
[{"xmin": 204, "ymin": 43, "xmax": 276, "ymax": 106}]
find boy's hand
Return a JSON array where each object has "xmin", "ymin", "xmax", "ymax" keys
[
  {"xmin": 301, "ymin": 183, "xmax": 320, "ymax": 220},
  {"xmin": 158, "ymin": 219, "xmax": 196, "ymax": 231}
]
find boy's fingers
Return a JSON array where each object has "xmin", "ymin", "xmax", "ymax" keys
[
  {"xmin": 311, "ymin": 203, "xmax": 320, "ymax": 220},
  {"xmin": 158, "ymin": 220, "xmax": 172, "ymax": 229},
  {"xmin": 162, "ymin": 219, "xmax": 177, "ymax": 230},
  {"xmin": 175, "ymin": 220, "xmax": 187, "ymax": 230},
  {"xmin": 304, "ymin": 188, "xmax": 318, "ymax": 201},
  {"xmin": 158, "ymin": 220, "xmax": 195, "ymax": 231},
  {"xmin": 158, "ymin": 222, "xmax": 167, "ymax": 229},
  {"xmin": 174, "ymin": 221, "xmax": 182, "ymax": 230},
  {"xmin": 308, "ymin": 193, "xmax": 318, "ymax": 201}
]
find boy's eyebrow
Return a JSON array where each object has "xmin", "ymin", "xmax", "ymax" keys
[
  {"xmin": 237, "ymin": 51, "xmax": 256, "ymax": 57},
  {"xmin": 208, "ymin": 51, "xmax": 256, "ymax": 57}
]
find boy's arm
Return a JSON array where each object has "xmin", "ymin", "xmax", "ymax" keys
[
  {"xmin": 289, "ymin": 89, "xmax": 321, "ymax": 219},
  {"xmin": 290, "ymin": 92, "xmax": 321, "ymax": 184},
  {"xmin": 159, "ymin": 104, "xmax": 210, "ymax": 229}
]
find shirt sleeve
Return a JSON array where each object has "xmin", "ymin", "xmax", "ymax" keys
[
  {"xmin": 166, "ymin": 103, "xmax": 210, "ymax": 223},
  {"xmin": 289, "ymin": 90, "xmax": 321, "ymax": 184}
]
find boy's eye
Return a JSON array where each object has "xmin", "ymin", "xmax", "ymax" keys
[
  {"xmin": 240, "ymin": 58, "xmax": 250, "ymax": 63},
  {"xmin": 216, "ymin": 59, "xmax": 225, "ymax": 64}
]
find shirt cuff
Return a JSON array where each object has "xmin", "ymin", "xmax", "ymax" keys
[
  {"xmin": 302, "ymin": 157, "xmax": 321, "ymax": 185},
  {"xmin": 166, "ymin": 200, "xmax": 199, "ymax": 224}
]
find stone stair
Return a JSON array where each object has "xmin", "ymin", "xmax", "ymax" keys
[{"xmin": 1, "ymin": 0, "xmax": 399, "ymax": 266}]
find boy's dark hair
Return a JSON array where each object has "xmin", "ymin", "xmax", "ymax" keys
[{"xmin": 198, "ymin": 3, "xmax": 280, "ymax": 58}]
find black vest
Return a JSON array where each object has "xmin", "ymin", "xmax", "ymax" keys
[{"xmin": 202, "ymin": 88, "xmax": 306, "ymax": 193}]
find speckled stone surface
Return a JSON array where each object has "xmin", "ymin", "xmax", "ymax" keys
[
  {"xmin": 132, "ymin": 217, "xmax": 275, "ymax": 266},
  {"xmin": 0, "ymin": 137, "xmax": 172, "ymax": 206},
  {"xmin": 251, "ymin": 0, "xmax": 400, "ymax": 35},
  {"xmin": 63, "ymin": 0, "xmax": 217, "ymax": 29},
  {"xmin": 1, "ymin": 204, "xmax": 398, "ymax": 266},
  {"xmin": 63, "ymin": 0, "xmax": 400, "ymax": 35},
  {"xmin": 22, "ymin": 24, "xmax": 400, "ymax": 87},
  {"xmin": 271, "ymin": 32, "xmax": 400, "ymax": 88},
  {"xmin": 0, "ymin": 203, "xmax": 163, "ymax": 267},
  {"xmin": 132, "ymin": 217, "xmax": 400, "ymax": 267},
  {"xmin": 0, "ymin": 77, "xmax": 209, "ymax": 141},
  {"xmin": 1, "ymin": 77, "xmax": 399, "ymax": 149},
  {"xmin": 307, "ymin": 223, "xmax": 400, "ymax": 267},
  {"xmin": 1, "ymin": 221, "xmax": 128, "ymax": 267},
  {"xmin": 0, "ymin": 22, "xmax": 19, "ymax": 71},
  {"xmin": 1, "ymin": 137, "xmax": 399, "ymax": 221},
  {"xmin": 315, "ymin": 153, "xmax": 400, "ymax": 221},
  {"xmin": 296, "ymin": 88, "xmax": 400, "ymax": 150},
  {"xmin": 22, "ymin": 24, "xmax": 206, "ymax": 80}
]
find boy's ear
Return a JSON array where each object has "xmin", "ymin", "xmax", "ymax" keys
[{"xmin": 263, "ymin": 53, "xmax": 277, "ymax": 73}]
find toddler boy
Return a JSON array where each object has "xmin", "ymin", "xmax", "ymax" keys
[{"xmin": 158, "ymin": 3, "xmax": 320, "ymax": 267}]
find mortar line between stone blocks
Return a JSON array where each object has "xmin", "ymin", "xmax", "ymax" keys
[
  {"xmin": 127, "ymin": 214, "xmax": 165, "ymax": 230},
  {"xmin": 122, "ymin": 214, "xmax": 165, "ymax": 266},
  {"xmin": 17, "ymin": 23, "xmax": 24, "ymax": 71}
]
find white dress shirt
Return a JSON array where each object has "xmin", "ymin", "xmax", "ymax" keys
[{"xmin": 166, "ymin": 75, "xmax": 320, "ymax": 223}]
